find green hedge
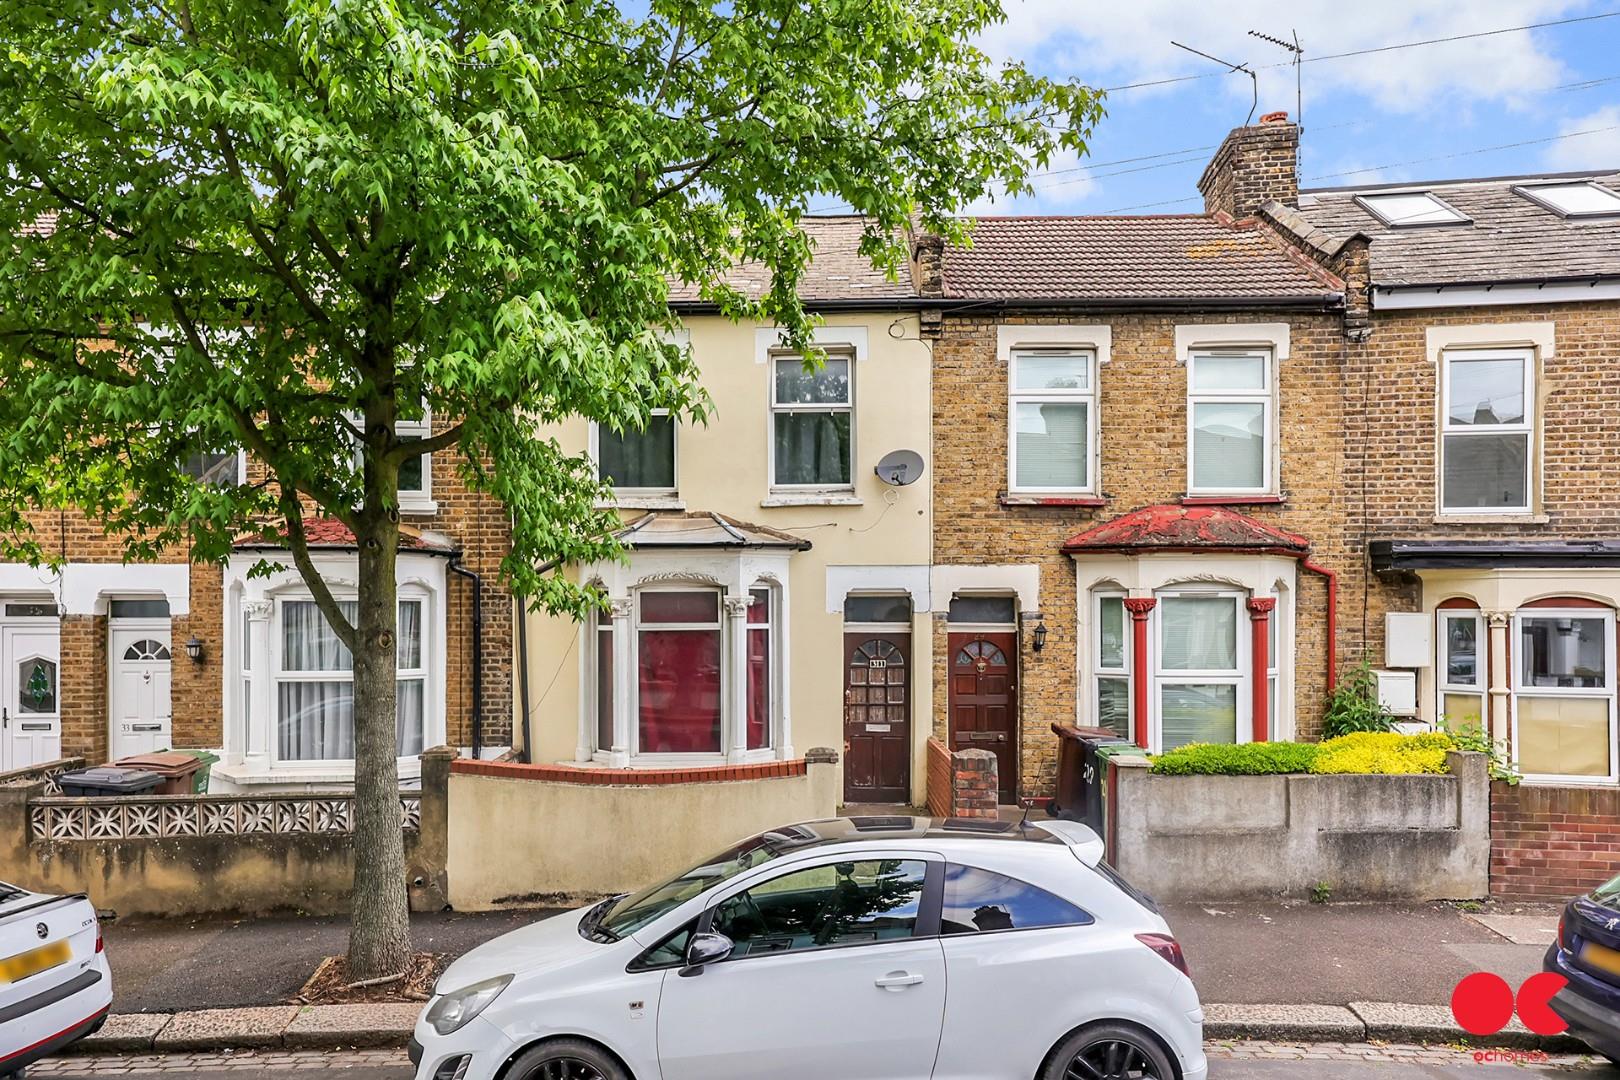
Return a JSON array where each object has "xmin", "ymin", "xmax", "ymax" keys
[
  {"xmin": 1149, "ymin": 741, "xmax": 1322, "ymax": 776},
  {"xmin": 1149, "ymin": 733, "xmax": 1459, "ymax": 776}
]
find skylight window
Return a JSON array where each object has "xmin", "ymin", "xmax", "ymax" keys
[
  {"xmin": 1354, "ymin": 192, "xmax": 1471, "ymax": 227},
  {"xmin": 1514, "ymin": 182, "xmax": 1620, "ymax": 218}
]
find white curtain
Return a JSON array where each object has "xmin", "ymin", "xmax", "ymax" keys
[
  {"xmin": 282, "ymin": 600, "xmax": 356, "ymax": 671},
  {"xmin": 397, "ymin": 601, "xmax": 422, "ymax": 669},
  {"xmin": 1160, "ymin": 596, "xmax": 1237, "ymax": 671},
  {"xmin": 278, "ymin": 681, "xmax": 354, "ymax": 760},
  {"xmin": 396, "ymin": 678, "xmax": 425, "ymax": 756}
]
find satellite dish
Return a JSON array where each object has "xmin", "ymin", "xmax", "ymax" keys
[{"xmin": 875, "ymin": 449, "xmax": 925, "ymax": 487}]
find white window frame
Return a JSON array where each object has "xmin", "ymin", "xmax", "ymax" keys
[
  {"xmin": 1092, "ymin": 591, "xmax": 1131, "ymax": 742},
  {"xmin": 1007, "ymin": 347, "xmax": 1099, "ymax": 495},
  {"xmin": 744, "ymin": 585, "xmax": 776, "ymax": 753},
  {"xmin": 629, "ymin": 585, "xmax": 727, "ymax": 764},
  {"xmin": 1151, "ymin": 588, "xmax": 1250, "ymax": 752},
  {"xmin": 267, "ymin": 588, "xmax": 435, "ymax": 770},
  {"xmin": 395, "ymin": 409, "xmax": 436, "ymax": 514},
  {"xmin": 1436, "ymin": 610, "xmax": 1485, "ymax": 729},
  {"xmin": 1354, "ymin": 191, "xmax": 1471, "ymax": 227},
  {"xmin": 1513, "ymin": 182, "xmax": 1620, "ymax": 220},
  {"xmin": 1511, "ymin": 608, "xmax": 1619, "ymax": 785},
  {"xmin": 1186, "ymin": 349, "xmax": 1275, "ymax": 497},
  {"xmin": 768, "ymin": 350, "xmax": 855, "ymax": 492},
  {"xmin": 590, "ymin": 410, "xmax": 678, "ymax": 499},
  {"xmin": 1439, "ymin": 347, "xmax": 1535, "ymax": 515}
]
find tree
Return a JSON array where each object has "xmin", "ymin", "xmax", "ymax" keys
[{"xmin": 0, "ymin": 0, "xmax": 1101, "ymax": 978}]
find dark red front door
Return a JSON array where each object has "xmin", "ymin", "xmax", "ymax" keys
[
  {"xmin": 948, "ymin": 632, "xmax": 1018, "ymax": 803},
  {"xmin": 843, "ymin": 634, "xmax": 911, "ymax": 803}
]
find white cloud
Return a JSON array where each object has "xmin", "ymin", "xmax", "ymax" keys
[
  {"xmin": 980, "ymin": 0, "xmax": 1587, "ymax": 115},
  {"xmin": 1544, "ymin": 105, "xmax": 1620, "ymax": 170}
]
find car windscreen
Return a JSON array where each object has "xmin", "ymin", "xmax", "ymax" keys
[
  {"xmin": 592, "ymin": 830, "xmax": 806, "ymax": 941},
  {"xmin": 1595, "ymin": 871, "xmax": 1620, "ymax": 910}
]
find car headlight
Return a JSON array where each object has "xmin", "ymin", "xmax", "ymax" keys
[{"xmin": 425, "ymin": 974, "xmax": 513, "ymax": 1035}]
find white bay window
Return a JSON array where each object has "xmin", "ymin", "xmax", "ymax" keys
[
  {"xmin": 1156, "ymin": 591, "xmax": 1247, "ymax": 750},
  {"xmin": 1513, "ymin": 609, "xmax": 1616, "ymax": 782}
]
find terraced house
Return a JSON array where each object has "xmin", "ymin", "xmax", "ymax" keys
[{"xmin": 926, "ymin": 114, "xmax": 1353, "ymax": 801}]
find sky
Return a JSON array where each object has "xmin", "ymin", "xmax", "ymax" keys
[{"xmin": 940, "ymin": 0, "xmax": 1620, "ymax": 215}]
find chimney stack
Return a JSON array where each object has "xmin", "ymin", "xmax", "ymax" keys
[{"xmin": 1198, "ymin": 111, "xmax": 1299, "ymax": 219}]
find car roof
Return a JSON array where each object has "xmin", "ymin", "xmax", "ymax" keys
[{"xmin": 764, "ymin": 815, "xmax": 1071, "ymax": 851}]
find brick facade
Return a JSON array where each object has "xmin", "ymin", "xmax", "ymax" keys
[
  {"xmin": 931, "ymin": 309, "xmax": 1349, "ymax": 797},
  {"xmin": 1490, "ymin": 781, "xmax": 1620, "ymax": 900}
]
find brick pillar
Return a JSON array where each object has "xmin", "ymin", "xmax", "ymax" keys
[
  {"xmin": 950, "ymin": 748, "xmax": 998, "ymax": 819},
  {"xmin": 1123, "ymin": 598, "xmax": 1157, "ymax": 749},
  {"xmin": 1247, "ymin": 597, "xmax": 1275, "ymax": 743},
  {"xmin": 58, "ymin": 614, "xmax": 108, "ymax": 763}
]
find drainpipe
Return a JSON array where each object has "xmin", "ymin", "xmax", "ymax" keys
[
  {"xmin": 514, "ymin": 591, "xmax": 532, "ymax": 764},
  {"xmin": 1300, "ymin": 558, "xmax": 1338, "ymax": 693},
  {"xmin": 448, "ymin": 559, "xmax": 483, "ymax": 761}
]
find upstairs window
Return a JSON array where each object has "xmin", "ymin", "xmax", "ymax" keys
[
  {"xmin": 1008, "ymin": 348, "xmax": 1097, "ymax": 494},
  {"xmin": 182, "ymin": 450, "xmax": 244, "ymax": 486},
  {"xmin": 1355, "ymin": 192, "xmax": 1470, "ymax": 227},
  {"xmin": 1440, "ymin": 348, "xmax": 1533, "ymax": 513},
  {"xmin": 1514, "ymin": 182, "xmax": 1620, "ymax": 219},
  {"xmin": 597, "ymin": 412, "xmax": 676, "ymax": 494},
  {"xmin": 1187, "ymin": 350, "xmax": 1273, "ymax": 495},
  {"xmin": 771, "ymin": 353, "xmax": 852, "ymax": 489},
  {"xmin": 395, "ymin": 411, "xmax": 434, "ymax": 513}
]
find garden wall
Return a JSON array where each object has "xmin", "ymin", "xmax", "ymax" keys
[
  {"xmin": 0, "ymin": 750, "xmax": 451, "ymax": 917},
  {"xmin": 1490, "ymin": 781, "xmax": 1620, "ymax": 901},
  {"xmin": 1108, "ymin": 751, "xmax": 1490, "ymax": 901},
  {"xmin": 445, "ymin": 750, "xmax": 840, "ymax": 909}
]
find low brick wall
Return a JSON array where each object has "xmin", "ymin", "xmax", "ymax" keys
[
  {"xmin": 925, "ymin": 738, "xmax": 952, "ymax": 818},
  {"xmin": 0, "ymin": 749, "xmax": 451, "ymax": 918},
  {"xmin": 1490, "ymin": 782, "xmax": 1620, "ymax": 901},
  {"xmin": 1110, "ymin": 751, "xmax": 1490, "ymax": 901}
]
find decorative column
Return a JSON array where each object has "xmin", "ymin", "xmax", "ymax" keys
[
  {"xmin": 1122, "ymin": 598, "xmax": 1157, "ymax": 750},
  {"xmin": 242, "ymin": 599, "xmax": 273, "ymax": 772},
  {"xmin": 608, "ymin": 598, "xmax": 633, "ymax": 767},
  {"xmin": 724, "ymin": 594, "xmax": 753, "ymax": 763},
  {"xmin": 1247, "ymin": 598, "xmax": 1276, "ymax": 743},
  {"xmin": 1486, "ymin": 610, "xmax": 1512, "ymax": 744}
]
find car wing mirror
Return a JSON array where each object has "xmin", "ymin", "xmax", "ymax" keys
[{"xmin": 679, "ymin": 931, "xmax": 734, "ymax": 977}]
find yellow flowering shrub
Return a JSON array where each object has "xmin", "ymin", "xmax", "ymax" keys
[{"xmin": 1309, "ymin": 731, "xmax": 1455, "ymax": 775}]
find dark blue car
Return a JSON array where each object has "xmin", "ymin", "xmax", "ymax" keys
[{"xmin": 1545, "ymin": 870, "xmax": 1620, "ymax": 1065}]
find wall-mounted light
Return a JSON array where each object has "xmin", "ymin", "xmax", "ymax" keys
[
  {"xmin": 1032, "ymin": 622, "xmax": 1048, "ymax": 653},
  {"xmin": 185, "ymin": 635, "xmax": 204, "ymax": 663}
]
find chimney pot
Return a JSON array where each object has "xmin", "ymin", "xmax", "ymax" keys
[{"xmin": 1260, "ymin": 110, "xmax": 1289, "ymax": 125}]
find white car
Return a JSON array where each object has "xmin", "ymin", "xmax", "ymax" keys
[
  {"xmin": 0, "ymin": 883, "xmax": 112, "ymax": 1078},
  {"xmin": 411, "ymin": 816, "xmax": 1205, "ymax": 1080}
]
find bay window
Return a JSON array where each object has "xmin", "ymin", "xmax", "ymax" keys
[
  {"xmin": 1513, "ymin": 609, "xmax": 1616, "ymax": 781},
  {"xmin": 1009, "ymin": 348, "xmax": 1096, "ymax": 494},
  {"xmin": 1187, "ymin": 350, "xmax": 1273, "ymax": 495},
  {"xmin": 275, "ymin": 597, "xmax": 427, "ymax": 763},
  {"xmin": 1156, "ymin": 591, "xmax": 1245, "ymax": 750},
  {"xmin": 771, "ymin": 353, "xmax": 852, "ymax": 488},
  {"xmin": 588, "ymin": 583, "xmax": 781, "ymax": 761},
  {"xmin": 1440, "ymin": 349, "xmax": 1533, "ymax": 513},
  {"xmin": 1437, "ymin": 610, "xmax": 1485, "ymax": 727},
  {"xmin": 597, "ymin": 412, "xmax": 676, "ymax": 494},
  {"xmin": 1093, "ymin": 592, "xmax": 1130, "ymax": 739}
]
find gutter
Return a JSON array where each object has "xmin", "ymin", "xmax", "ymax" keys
[{"xmin": 447, "ymin": 559, "xmax": 484, "ymax": 761}]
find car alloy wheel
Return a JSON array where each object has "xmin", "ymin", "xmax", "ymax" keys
[
  {"xmin": 527, "ymin": 1060, "xmax": 606, "ymax": 1080},
  {"xmin": 1065, "ymin": 1039, "xmax": 1162, "ymax": 1079},
  {"xmin": 507, "ymin": 1039, "xmax": 628, "ymax": 1080}
]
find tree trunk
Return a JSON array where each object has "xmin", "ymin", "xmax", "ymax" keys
[{"xmin": 347, "ymin": 512, "xmax": 412, "ymax": 979}]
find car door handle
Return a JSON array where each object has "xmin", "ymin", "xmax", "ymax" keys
[{"xmin": 874, "ymin": 971, "xmax": 924, "ymax": 991}]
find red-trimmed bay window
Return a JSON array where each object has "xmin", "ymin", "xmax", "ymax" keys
[{"xmin": 637, "ymin": 590, "xmax": 723, "ymax": 754}]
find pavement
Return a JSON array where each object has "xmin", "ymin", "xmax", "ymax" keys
[
  {"xmin": 1161, "ymin": 899, "xmax": 1562, "ymax": 1006},
  {"xmin": 103, "ymin": 909, "xmax": 548, "ymax": 1012}
]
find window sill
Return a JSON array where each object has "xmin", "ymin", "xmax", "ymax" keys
[
  {"xmin": 760, "ymin": 494, "xmax": 862, "ymax": 507},
  {"xmin": 1180, "ymin": 494, "xmax": 1286, "ymax": 506},
  {"xmin": 596, "ymin": 496, "xmax": 686, "ymax": 511},
  {"xmin": 1432, "ymin": 513, "xmax": 1549, "ymax": 525},
  {"xmin": 211, "ymin": 759, "xmax": 423, "ymax": 787},
  {"xmin": 999, "ymin": 494, "xmax": 1106, "ymax": 508},
  {"xmin": 398, "ymin": 499, "xmax": 440, "ymax": 517}
]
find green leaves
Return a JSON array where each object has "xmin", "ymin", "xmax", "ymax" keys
[{"xmin": 0, "ymin": 0, "xmax": 1100, "ymax": 617}]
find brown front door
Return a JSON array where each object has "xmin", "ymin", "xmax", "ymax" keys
[
  {"xmin": 843, "ymin": 633, "xmax": 911, "ymax": 803},
  {"xmin": 948, "ymin": 632, "xmax": 1018, "ymax": 803}
]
